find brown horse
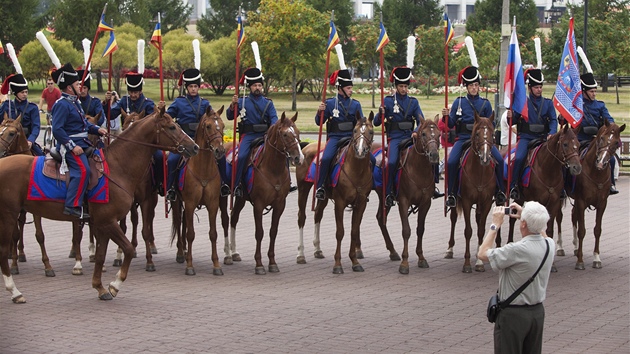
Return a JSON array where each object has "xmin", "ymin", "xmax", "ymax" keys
[
  {"xmin": 223, "ymin": 112, "xmax": 303, "ymax": 274},
  {"xmin": 296, "ymin": 113, "xmax": 374, "ymax": 274},
  {"xmin": 170, "ymin": 106, "xmax": 226, "ymax": 276},
  {"xmin": 445, "ymin": 112, "xmax": 497, "ymax": 273},
  {"xmin": 0, "ymin": 107, "xmax": 198, "ymax": 303},
  {"xmin": 375, "ymin": 116, "xmax": 441, "ymax": 274},
  {"xmin": 566, "ymin": 120, "xmax": 625, "ymax": 270}
]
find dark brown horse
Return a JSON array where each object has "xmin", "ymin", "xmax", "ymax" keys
[
  {"xmin": 375, "ymin": 116, "xmax": 441, "ymax": 274},
  {"xmin": 170, "ymin": 106, "xmax": 226, "ymax": 276},
  {"xmin": 566, "ymin": 120, "xmax": 625, "ymax": 270},
  {"xmin": 0, "ymin": 107, "xmax": 198, "ymax": 303},
  {"xmin": 223, "ymin": 112, "xmax": 303, "ymax": 274},
  {"xmin": 445, "ymin": 112, "xmax": 497, "ymax": 273},
  {"xmin": 296, "ymin": 113, "xmax": 374, "ymax": 274}
]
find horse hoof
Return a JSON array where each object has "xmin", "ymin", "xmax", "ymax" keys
[
  {"xmin": 390, "ymin": 252, "xmax": 401, "ymax": 261},
  {"xmin": 146, "ymin": 264, "xmax": 156, "ymax": 272},
  {"xmin": 332, "ymin": 266, "xmax": 344, "ymax": 274},
  {"xmin": 112, "ymin": 259, "xmax": 122, "ymax": 267},
  {"xmin": 573, "ymin": 250, "xmax": 578, "ymax": 256},
  {"xmin": 213, "ymin": 268, "xmax": 224, "ymax": 276},
  {"xmin": 268, "ymin": 264, "xmax": 280, "ymax": 273},
  {"xmin": 176, "ymin": 255, "xmax": 185, "ymax": 264},
  {"xmin": 232, "ymin": 254, "xmax": 242, "ymax": 262},
  {"xmin": 314, "ymin": 251, "xmax": 325, "ymax": 259},
  {"xmin": 296, "ymin": 256, "xmax": 306, "ymax": 264},
  {"xmin": 592, "ymin": 261, "xmax": 602, "ymax": 269},
  {"xmin": 575, "ymin": 262, "xmax": 585, "ymax": 270},
  {"xmin": 418, "ymin": 259, "xmax": 429, "ymax": 268},
  {"xmin": 223, "ymin": 256, "xmax": 233, "ymax": 265},
  {"xmin": 72, "ymin": 268, "xmax": 83, "ymax": 276},
  {"xmin": 133, "ymin": 251, "xmax": 137, "ymax": 258},
  {"xmin": 255, "ymin": 266, "xmax": 266, "ymax": 275},
  {"xmin": 444, "ymin": 252, "xmax": 453, "ymax": 259},
  {"xmin": 68, "ymin": 250, "xmax": 76, "ymax": 258},
  {"xmin": 89, "ymin": 255, "xmax": 95, "ymax": 263},
  {"xmin": 44, "ymin": 269, "xmax": 56, "ymax": 277},
  {"xmin": 102, "ymin": 266, "xmax": 107, "ymax": 273},
  {"xmin": 556, "ymin": 249, "xmax": 566, "ymax": 257},
  {"xmin": 551, "ymin": 265, "xmax": 558, "ymax": 273},
  {"xmin": 150, "ymin": 246, "xmax": 158, "ymax": 255},
  {"xmin": 356, "ymin": 250, "xmax": 364, "ymax": 259},
  {"xmin": 108, "ymin": 285, "xmax": 119, "ymax": 298},
  {"xmin": 462, "ymin": 266, "xmax": 472, "ymax": 273},
  {"xmin": 18, "ymin": 254, "xmax": 26, "ymax": 263},
  {"xmin": 475, "ymin": 265, "xmax": 486, "ymax": 272},
  {"xmin": 10, "ymin": 266, "xmax": 19, "ymax": 275},
  {"xmin": 352, "ymin": 264, "xmax": 364, "ymax": 272},
  {"xmin": 12, "ymin": 295, "xmax": 26, "ymax": 304},
  {"xmin": 185, "ymin": 267, "xmax": 196, "ymax": 276},
  {"xmin": 399, "ymin": 265, "xmax": 409, "ymax": 274},
  {"xmin": 99, "ymin": 292, "xmax": 113, "ymax": 301}
]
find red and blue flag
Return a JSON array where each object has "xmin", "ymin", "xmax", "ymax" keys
[
  {"xmin": 102, "ymin": 31, "xmax": 118, "ymax": 57},
  {"xmin": 375, "ymin": 22, "xmax": 390, "ymax": 52},
  {"xmin": 327, "ymin": 20, "xmax": 340, "ymax": 52},
  {"xmin": 503, "ymin": 27, "xmax": 528, "ymax": 120},
  {"xmin": 553, "ymin": 18, "xmax": 583, "ymax": 128},
  {"xmin": 444, "ymin": 14, "xmax": 454, "ymax": 45},
  {"xmin": 237, "ymin": 15, "xmax": 246, "ymax": 49}
]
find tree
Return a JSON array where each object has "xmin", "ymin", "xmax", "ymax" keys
[
  {"xmin": 196, "ymin": 0, "xmax": 260, "ymax": 42},
  {"xmin": 465, "ymin": 0, "xmax": 538, "ymax": 40},
  {"xmin": 18, "ymin": 38, "xmax": 82, "ymax": 83},
  {"xmin": 151, "ymin": 29, "xmax": 197, "ymax": 99},
  {"xmin": 305, "ymin": 0, "xmax": 355, "ymax": 60},
  {"xmin": 415, "ymin": 24, "xmax": 458, "ymax": 97},
  {"xmin": 0, "ymin": 0, "xmax": 45, "ymax": 77},
  {"xmin": 147, "ymin": 0, "xmax": 193, "ymax": 36},
  {"xmin": 202, "ymin": 35, "xmax": 237, "ymax": 96},
  {"xmin": 452, "ymin": 30, "xmax": 502, "ymax": 86}
]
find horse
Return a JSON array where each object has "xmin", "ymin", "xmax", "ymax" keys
[
  {"xmin": 566, "ymin": 120, "xmax": 625, "ymax": 270},
  {"xmin": 504, "ymin": 125, "xmax": 582, "ymax": 271},
  {"xmin": 0, "ymin": 107, "xmax": 198, "ymax": 303},
  {"xmin": 170, "ymin": 106, "xmax": 226, "ymax": 276},
  {"xmin": 296, "ymin": 113, "xmax": 374, "ymax": 274},
  {"xmin": 445, "ymin": 112, "xmax": 498, "ymax": 273},
  {"xmin": 374, "ymin": 116, "xmax": 441, "ymax": 274},
  {"xmin": 223, "ymin": 112, "xmax": 303, "ymax": 274}
]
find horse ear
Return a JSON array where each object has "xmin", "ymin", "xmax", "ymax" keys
[
  {"xmin": 474, "ymin": 111, "xmax": 480, "ymax": 124},
  {"xmin": 121, "ymin": 110, "xmax": 127, "ymax": 120},
  {"xmin": 489, "ymin": 111, "xmax": 495, "ymax": 123},
  {"xmin": 620, "ymin": 124, "xmax": 626, "ymax": 133},
  {"xmin": 15, "ymin": 114, "xmax": 22, "ymax": 125},
  {"xmin": 604, "ymin": 119, "xmax": 610, "ymax": 127},
  {"xmin": 217, "ymin": 105, "xmax": 224, "ymax": 117},
  {"xmin": 159, "ymin": 105, "xmax": 165, "ymax": 116},
  {"xmin": 139, "ymin": 110, "xmax": 145, "ymax": 119},
  {"xmin": 368, "ymin": 111, "xmax": 374, "ymax": 123},
  {"xmin": 433, "ymin": 114, "xmax": 439, "ymax": 125},
  {"xmin": 205, "ymin": 105, "xmax": 213, "ymax": 116},
  {"xmin": 280, "ymin": 111, "xmax": 287, "ymax": 122},
  {"xmin": 291, "ymin": 111, "xmax": 298, "ymax": 123}
]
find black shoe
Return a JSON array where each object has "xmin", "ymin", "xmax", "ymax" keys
[
  {"xmin": 63, "ymin": 207, "xmax": 90, "ymax": 219},
  {"xmin": 220, "ymin": 184, "xmax": 230, "ymax": 197},
  {"xmin": 315, "ymin": 187, "xmax": 326, "ymax": 201},
  {"xmin": 495, "ymin": 191, "xmax": 507, "ymax": 206},
  {"xmin": 445, "ymin": 195, "xmax": 456, "ymax": 208},
  {"xmin": 289, "ymin": 185, "xmax": 298, "ymax": 193},
  {"xmin": 234, "ymin": 185, "xmax": 243, "ymax": 198},
  {"xmin": 385, "ymin": 194, "xmax": 396, "ymax": 207},
  {"xmin": 510, "ymin": 187, "xmax": 519, "ymax": 200},
  {"xmin": 432, "ymin": 188, "xmax": 445, "ymax": 200},
  {"xmin": 610, "ymin": 185, "xmax": 619, "ymax": 195},
  {"xmin": 166, "ymin": 189, "xmax": 177, "ymax": 202},
  {"xmin": 560, "ymin": 189, "xmax": 567, "ymax": 199}
]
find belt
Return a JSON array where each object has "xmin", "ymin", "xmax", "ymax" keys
[{"xmin": 506, "ymin": 303, "xmax": 542, "ymax": 308}]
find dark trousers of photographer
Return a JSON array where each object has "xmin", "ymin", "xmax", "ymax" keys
[{"xmin": 494, "ymin": 304, "xmax": 545, "ymax": 354}]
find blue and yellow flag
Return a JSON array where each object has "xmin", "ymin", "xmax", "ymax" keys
[
  {"xmin": 102, "ymin": 31, "xmax": 118, "ymax": 57},
  {"xmin": 375, "ymin": 22, "xmax": 390, "ymax": 52},
  {"xmin": 444, "ymin": 14, "xmax": 454, "ymax": 45},
  {"xmin": 150, "ymin": 22, "xmax": 162, "ymax": 50},
  {"xmin": 0, "ymin": 40, "xmax": 4, "ymax": 55},
  {"xmin": 97, "ymin": 14, "xmax": 114, "ymax": 32},
  {"xmin": 237, "ymin": 15, "xmax": 246, "ymax": 49},
  {"xmin": 326, "ymin": 20, "xmax": 340, "ymax": 52}
]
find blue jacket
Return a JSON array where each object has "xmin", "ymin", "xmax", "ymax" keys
[
  {"xmin": 514, "ymin": 94, "xmax": 557, "ymax": 139},
  {"xmin": 578, "ymin": 98, "xmax": 614, "ymax": 142},
  {"xmin": 105, "ymin": 93, "xmax": 155, "ymax": 118},
  {"xmin": 374, "ymin": 93, "xmax": 423, "ymax": 139},
  {"xmin": 52, "ymin": 93, "xmax": 101, "ymax": 150},
  {"xmin": 0, "ymin": 98, "xmax": 40, "ymax": 143},
  {"xmin": 167, "ymin": 94, "xmax": 211, "ymax": 126},
  {"xmin": 448, "ymin": 94, "xmax": 493, "ymax": 140},
  {"xmin": 315, "ymin": 94, "xmax": 363, "ymax": 138},
  {"xmin": 79, "ymin": 94, "xmax": 106, "ymax": 126},
  {"xmin": 227, "ymin": 93, "xmax": 278, "ymax": 130}
]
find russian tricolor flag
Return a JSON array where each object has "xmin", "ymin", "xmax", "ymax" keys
[{"xmin": 503, "ymin": 28, "xmax": 528, "ymax": 121}]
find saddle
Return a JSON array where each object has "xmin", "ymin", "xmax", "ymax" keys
[
  {"xmin": 226, "ymin": 137, "xmax": 266, "ymax": 166},
  {"xmin": 45, "ymin": 147, "xmax": 104, "ymax": 190},
  {"xmin": 376, "ymin": 138, "xmax": 413, "ymax": 169}
]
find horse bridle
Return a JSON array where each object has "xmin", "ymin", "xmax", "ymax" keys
[
  {"xmin": 471, "ymin": 124, "xmax": 494, "ymax": 160},
  {"xmin": 197, "ymin": 116, "xmax": 224, "ymax": 156},
  {"xmin": 351, "ymin": 120, "xmax": 373, "ymax": 155},
  {"xmin": 413, "ymin": 123, "xmax": 439, "ymax": 157},
  {"xmin": 266, "ymin": 123, "xmax": 300, "ymax": 159},
  {"xmin": 546, "ymin": 132, "xmax": 579, "ymax": 168},
  {"xmin": 0, "ymin": 125, "xmax": 30, "ymax": 157},
  {"xmin": 594, "ymin": 130, "xmax": 617, "ymax": 167},
  {"xmin": 108, "ymin": 115, "xmax": 193, "ymax": 154}
]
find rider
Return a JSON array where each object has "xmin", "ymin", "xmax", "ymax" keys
[
  {"xmin": 507, "ymin": 68, "xmax": 557, "ymax": 200},
  {"xmin": 104, "ymin": 71, "xmax": 155, "ymax": 120},
  {"xmin": 226, "ymin": 67, "xmax": 280, "ymax": 198},
  {"xmin": 0, "ymin": 73, "xmax": 43, "ymax": 156},
  {"xmin": 75, "ymin": 69, "xmax": 105, "ymax": 126},
  {"xmin": 442, "ymin": 65, "xmax": 506, "ymax": 208},
  {"xmin": 51, "ymin": 63, "xmax": 107, "ymax": 219}
]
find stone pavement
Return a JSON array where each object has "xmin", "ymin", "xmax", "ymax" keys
[{"xmin": 1, "ymin": 177, "xmax": 628, "ymax": 354}]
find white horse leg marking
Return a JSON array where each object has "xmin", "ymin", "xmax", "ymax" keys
[
  {"xmin": 572, "ymin": 225, "xmax": 579, "ymax": 252},
  {"xmin": 3, "ymin": 274, "xmax": 23, "ymax": 301},
  {"xmin": 109, "ymin": 270, "xmax": 123, "ymax": 292},
  {"xmin": 89, "ymin": 242, "xmax": 96, "ymax": 258},
  {"xmin": 593, "ymin": 252, "xmax": 601, "ymax": 263},
  {"xmin": 224, "ymin": 235, "xmax": 231, "ymax": 258},
  {"xmin": 115, "ymin": 247, "xmax": 123, "ymax": 262},
  {"xmin": 297, "ymin": 227, "xmax": 305, "ymax": 259},
  {"xmin": 230, "ymin": 227, "xmax": 239, "ymax": 255},
  {"xmin": 556, "ymin": 228, "xmax": 564, "ymax": 252},
  {"xmin": 73, "ymin": 260, "xmax": 83, "ymax": 271},
  {"xmin": 313, "ymin": 223, "xmax": 321, "ymax": 253},
  {"xmin": 475, "ymin": 244, "xmax": 484, "ymax": 266}
]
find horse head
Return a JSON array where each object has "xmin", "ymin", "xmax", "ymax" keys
[
  {"xmin": 155, "ymin": 106, "xmax": 199, "ymax": 158},
  {"xmin": 198, "ymin": 105, "xmax": 226, "ymax": 160},
  {"xmin": 471, "ymin": 111, "xmax": 495, "ymax": 166},
  {"xmin": 0, "ymin": 114, "xmax": 27, "ymax": 157},
  {"xmin": 352, "ymin": 111, "xmax": 374, "ymax": 159},
  {"xmin": 413, "ymin": 115, "xmax": 440, "ymax": 164},
  {"xmin": 270, "ymin": 111, "xmax": 303, "ymax": 166},
  {"xmin": 121, "ymin": 110, "xmax": 146, "ymax": 130},
  {"xmin": 551, "ymin": 124, "xmax": 581, "ymax": 176},
  {"xmin": 594, "ymin": 120, "xmax": 626, "ymax": 170}
]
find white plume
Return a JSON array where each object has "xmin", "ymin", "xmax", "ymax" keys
[
  {"xmin": 6, "ymin": 44, "xmax": 23, "ymax": 75},
  {"xmin": 82, "ymin": 38, "xmax": 91, "ymax": 70},
  {"xmin": 533, "ymin": 37, "xmax": 542, "ymax": 69},
  {"xmin": 251, "ymin": 41, "xmax": 261, "ymax": 70},
  {"xmin": 36, "ymin": 31, "xmax": 61, "ymax": 69},
  {"xmin": 464, "ymin": 36, "xmax": 478, "ymax": 67},
  {"xmin": 406, "ymin": 36, "xmax": 416, "ymax": 69},
  {"xmin": 137, "ymin": 40, "xmax": 145, "ymax": 74},
  {"xmin": 192, "ymin": 39, "xmax": 201, "ymax": 70},
  {"xmin": 576, "ymin": 46, "xmax": 593, "ymax": 74},
  {"xmin": 334, "ymin": 44, "xmax": 346, "ymax": 70}
]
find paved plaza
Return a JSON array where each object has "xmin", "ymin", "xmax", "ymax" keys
[{"xmin": 1, "ymin": 176, "xmax": 628, "ymax": 353}]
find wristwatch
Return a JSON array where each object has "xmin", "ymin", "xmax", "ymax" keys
[{"xmin": 490, "ymin": 224, "xmax": 498, "ymax": 231}]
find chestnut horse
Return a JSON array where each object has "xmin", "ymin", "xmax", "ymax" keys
[
  {"xmin": 375, "ymin": 116, "xmax": 441, "ymax": 274},
  {"xmin": 296, "ymin": 113, "xmax": 374, "ymax": 274},
  {"xmin": 223, "ymin": 112, "xmax": 303, "ymax": 274},
  {"xmin": 504, "ymin": 125, "xmax": 582, "ymax": 271},
  {"xmin": 0, "ymin": 108, "xmax": 198, "ymax": 303},
  {"xmin": 445, "ymin": 113, "xmax": 497, "ymax": 273},
  {"xmin": 566, "ymin": 120, "xmax": 625, "ymax": 270},
  {"xmin": 170, "ymin": 106, "xmax": 226, "ymax": 276}
]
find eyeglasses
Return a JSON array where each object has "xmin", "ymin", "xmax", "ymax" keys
[{"xmin": 47, "ymin": 83, "xmax": 54, "ymax": 85}]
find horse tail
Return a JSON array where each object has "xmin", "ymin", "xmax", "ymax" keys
[{"xmin": 170, "ymin": 200, "xmax": 183, "ymax": 247}]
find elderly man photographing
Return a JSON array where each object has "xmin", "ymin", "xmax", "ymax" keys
[{"xmin": 478, "ymin": 201, "xmax": 555, "ymax": 354}]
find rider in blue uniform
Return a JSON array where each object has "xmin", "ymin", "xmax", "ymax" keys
[
  {"xmin": 507, "ymin": 68, "xmax": 557, "ymax": 199},
  {"xmin": 314, "ymin": 68, "xmax": 375, "ymax": 201},
  {"xmin": 104, "ymin": 72, "xmax": 155, "ymax": 120},
  {"xmin": 0, "ymin": 73, "xmax": 43, "ymax": 156},
  {"xmin": 442, "ymin": 66, "xmax": 506, "ymax": 208},
  {"xmin": 75, "ymin": 70, "xmax": 105, "ymax": 126},
  {"xmin": 226, "ymin": 67, "xmax": 280, "ymax": 198},
  {"xmin": 51, "ymin": 63, "xmax": 107, "ymax": 219},
  {"xmin": 578, "ymin": 71, "xmax": 618, "ymax": 195}
]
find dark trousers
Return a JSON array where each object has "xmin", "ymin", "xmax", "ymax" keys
[
  {"xmin": 494, "ymin": 304, "xmax": 545, "ymax": 354},
  {"xmin": 64, "ymin": 152, "xmax": 90, "ymax": 208}
]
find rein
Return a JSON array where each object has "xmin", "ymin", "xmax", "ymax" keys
[
  {"xmin": 0, "ymin": 125, "xmax": 31, "ymax": 157},
  {"xmin": 251, "ymin": 124, "xmax": 297, "ymax": 193},
  {"xmin": 338, "ymin": 122, "xmax": 373, "ymax": 204},
  {"xmin": 401, "ymin": 125, "xmax": 439, "ymax": 195}
]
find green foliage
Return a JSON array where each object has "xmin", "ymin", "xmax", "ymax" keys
[
  {"xmin": 147, "ymin": 0, "xmax": 193, "ymax": 35},
  {"xmin": 0, "ymin": 0, "xmax": 46, "ymax": 76},
  {"xmin": 452, "ymin": 30, "xmax": 502, "ymax": 83},
  {"xmin": 349, "ymin": 20, "xmax": 396, "ymax": 78},
  {"xmin": 466, "ymin": 0, "xmax": 538, "ymax": 39},
  {"xmin": 18, "ymin": 38, "xmax": 82, "ymax": 81},
  {"xmin": 202, "ymin": 35, "xmax": 237, "ymax": 95},
  {"xmin": 196, "ymin": 0, "xmax": 260, "ymax": 42},
  {"xmin": 414, "ymin": 25, "xmax": 455, "ymax": 79}
]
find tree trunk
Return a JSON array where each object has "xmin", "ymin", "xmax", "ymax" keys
[
  {"xmin": 96, "ymin": 70, "xmax": 104, "ymax": 93},
  {"xmin": 292, "ymin": 66, "xmax": 297, "ymax": 111}
]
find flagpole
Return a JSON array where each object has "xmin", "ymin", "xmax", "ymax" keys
[
  {"xmin": 443, "ymin": 15, "xmax": 450, "ymax": 215},
  {"xmin": 107, "ymin": 32, "xmax": 113, "ymax": 146},
  {"xmin": 379, "ymin": 27, "xmax": 387, "ymax": 225},
  {"xmin": 81, "ymin": 4, "xmax": 107, "ymax": 88},
  {"xmin": 230, "ymin": 7, "xmax": 243, "ymax": 210},
  {"xmin": 506, "ymin": 17, "xmax": 516, "ymax": 205}
]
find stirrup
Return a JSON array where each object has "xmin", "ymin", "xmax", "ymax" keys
[
  {"xmin": 495, "ymin": 191, "xmax": 507, "ymax": 206},
  {"xmin": 445, "ymin": 195, "xmax": 456, "ymax": 208},
  {"xmin": 315, "ymin": 187, "xmax": 326, "ymax": 201},
  {"xmin": 509, "ymin": 187, "xmax": 519, "ymax": 200},
  {"xmin": 166, "ymin": 189, "xmax": 177, "ymax": 202},
  {"xmin": 385, "ymin": 194, "xmax": 396, "ymax": 207},
  {"xmin": 234, "ymin": 185, "xmax": 243, "ymax": 198},
  {"xmin": 220, "ymin": 184, "xmax": 230, "ymax": 197}
]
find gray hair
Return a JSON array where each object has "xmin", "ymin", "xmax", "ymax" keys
[{"xmin": 521, "ymin": 201, "xmax": 550, "ymax": 234}]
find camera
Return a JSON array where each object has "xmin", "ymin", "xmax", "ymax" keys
[{"xmin": 505, "ymin": 207, "xmax": 516, "ymax": 215}]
